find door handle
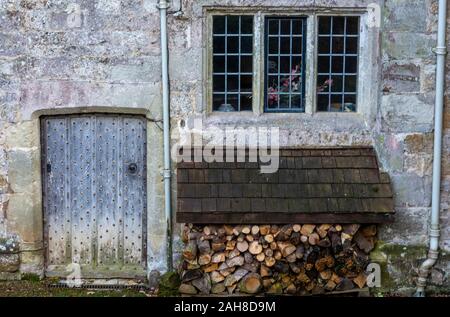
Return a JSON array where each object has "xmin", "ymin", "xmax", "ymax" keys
[{"xmin": 128, "ymin": 163, "xmax": 137, "ymax": 174}]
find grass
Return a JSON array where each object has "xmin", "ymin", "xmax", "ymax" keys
[{"xmin": 0, "ymin": 279, "xmax": 155, "ymax": 297}]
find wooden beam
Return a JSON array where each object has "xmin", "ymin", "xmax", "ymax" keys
[{"xmin": 176, "ymin": 212, "xmax": 395, "ymax": 224}]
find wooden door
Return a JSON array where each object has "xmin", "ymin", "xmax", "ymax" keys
[{"xmin": 41, "ymin": 114, "xmax": 147, "ymax": 278}]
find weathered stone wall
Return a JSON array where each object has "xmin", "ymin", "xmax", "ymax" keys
[{"xmin": 0, "ymin": 0, "xmax": 448, "ymax": 294}]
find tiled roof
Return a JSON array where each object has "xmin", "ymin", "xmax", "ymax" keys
[{"xmin": 176, "ymin": 147, "xmax": 394, "ymax": 224}]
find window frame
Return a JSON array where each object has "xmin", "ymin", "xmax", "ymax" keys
[{"xmin": 204, "ymin": 8, "xmax": 370, "ymax": 116}]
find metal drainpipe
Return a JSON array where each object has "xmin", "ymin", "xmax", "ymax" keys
[
  {"xmin": 415, "ymin": 0, "xmax": 447, "ymax": 297},
  {"xmin": 157, "ymin": 0, "xmax": 173, "ymax": 271}
]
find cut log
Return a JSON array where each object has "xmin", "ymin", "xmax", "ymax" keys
[
  {"xmin": 264, "ymin": 256, "xmax": 276, "ymax": 267},
  {"xmin": 183, "ymin": 240, "xmax": 198, "ymax": 261},
  {"xmin": 192, "ymin": 273, "xmax": 211, "ymax": 294},
  {"xmin": 274, "ymin": 261, "xmax": 290, "ymax": 273},
  {"xmin": 264, "ymin": 234, "xmax": 274, "ymax": 243},
  {"xmin": 274, "ymin": 250, "xmax": 282, "ymax": 260},
  {"xmin": 290, "ymin": 232, "xmax": 301, "ymax": 245},
  {"xmin": 267, "ymin": 283, "xmax": 283, "ymax": 294},
  {"xmin": 335, "ymin": 224, "xmax": 343, "ymax": 232},
  {"xmin": 259, "ymin": 225, "xmax": 271, "ymax": 235},
  {"xmin": 211, "ymin": 237, "xmax": 226, "ymax": 252},
  {"xmin": 256, "ymin": 252, "xmax": 265, "ymax": 262},
  {"xmin": 295, "ymin": 245, "xmax": 305, "ymax": 259},
  {"xmin": 286, "ymin": 284, "xmax": 296, "ymax": 294},
  {"xmin": 260, "ymin": 264, "xmax": 272, "ymax": 277},
  {"xmin": 300, "ymin": 235, "xmax": 309, "ymax": 243},
  {"xmin": 203, "ymin": 263, "xmax": 218, "ymax": 273},
  {"xmin": 354, "ymin": 232, "xmax": 375, "ymax": 253},
  {"xmin": 251, "ymin": 225, "xmax": 260, "ymax": 235},
  {"xmin": 224, "ymin": 225, "xmax": 234, "ymax": 236},
  {"xmin": 198, "ymin": 253, "xmax": 211, "ymax": 265},
  {"xmin": 278, "ymin": 242, "xmax": 296, "ymax": 257},
  {"xmin": 285, "ymin": 253, "xmax": 297, "ymax": 263},
  {"xmin": 242, "ymin": 226, "xmax": 251, "ymax": 234},
  {"xmin": 317, "ymin": 237, "xmax": 331, "ymax": 248},
  {"xmin": 228, "ymin": 248, "xmax": 240, "ymax": 259},
  {"xmin": 317, "ymin": 224, "xmax": 332, "ymax": 238},
  {"xmin": 182, "ymin": 269, "xmax": 203, "ymax": 282},
  {"xmin": 224, "ymin": 268, "xmax": 248, "ymax": 287},
  {"xmin": 226, "ymin": 240, "xmax": 236, "ymax": 251},
  {"xmin": 324, "ymin": 280, "xmax": 337, "ymax": 291},
  {"xmin": 211, "ymin": 283, "xmax": 226, "ymax": 294},
  {"xmin": 300, "ymin": 224, "xmax": 316, "ymax": 236},
  {"xmin": 226, "ymin": 255, "xmax": 244, "ymax": 267},
  {"xmin": 361, "ymin": 225, "xmax": 377, "ymax": 237},
  {"xmin": 249, "ymin": 241, "xmax": 263, "ymax": 255},
  {"xmin": 293, "ymin": 224, "xmax": 302, "ymax": 233},
  {"xmin": 308, "ymin": 233, "xmax": 320, "ymax": 245},
  {"xmin": 319, "ymin": 269, "xmax": 332, "ymax": 280},
  {"xmin": 336, "ymin": 277, "xmax": 354, "ymax": 291},
  {"xmin": 246, "ymin": 234, "xmax": 254, "ymax": 242},
  {"xmin": 236, "ymin": 240, "xmax": 249, "ymax": 253},
  {"xmin": 244, "ymin": 251, "xmax": 254, "ymax": 264},
  {"xmin": 233, "ymin": 226, "xmax": 243, "ymax": 236},
  {"xmin": 239, "ymin": 273, "xmax": 263, "ymax": 294},
  {"xmin": 210, "ymin": 271, "xmax": 225, "ymax": 284},
  {"xmin": 270, "ymin": 242, "xmax": 278, "ymax": 250},
  {"xmin": 179, "ymin": 283, "xmax": 197, "ymax": 295},
  {"xmin": 353, "ymin": 273, "xmax": 367, "ymax": 289},
  {"xmin": 264, "ymin": 248, "xmax": 273, "ymax": 257},
  {"xmin": 343, "ymin": 224, "xmax": 360, "ymax": 235},
  {"xmin": 211, "ymin": 252, "xmax": 226, "ymax": 263}
]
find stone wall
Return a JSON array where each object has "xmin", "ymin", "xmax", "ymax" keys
[{"xmin": 0, "ymin": 0, "xmax": 448, "ymax": 294}]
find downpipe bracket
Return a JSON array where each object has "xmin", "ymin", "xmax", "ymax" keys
[{"xmin": 432, "ymin": 46, "xmax": 448, "ymax": 56}]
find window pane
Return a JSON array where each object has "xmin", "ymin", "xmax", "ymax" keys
[
  {"xmin": 241, "ymin": 16, "xmax": 253, "ymax": 34},
  {"xmin": 227, "ymin": 16, "xmax": 239, "ymax": 34},
  {"xmin": 332, "ymin": 37, "xmax": 344, "ymax": 54},
  {"xmin": 346, "ymin": 17, "xmax": 359, "ymax": 35},
  {"xmin": 213, "ymin": 94, "xmax": 225, "ymax": 111},
  {"xmin": 280, "ymin": 37, "xmax": 290, "ymax": 54},
  {"xmin": 240, "ymin": 75, "xmax": 252, "ymax": 92},
  {"xmin": 265, "ymin": 17, "xmax": 306, "ymax": 112},
  {"xmin": 280, "ymin": 20, "xmax": 291, "ymax": 34},
  {"xmin": 213, "ymin": 56, "xmax": 225, "ymax": 73},
  {"xmin": 292, "ymin": 36, "xmax": 302, "ymax": 54},
  {"xmin": 317, "ymin": 56, "xmax": 330, "ymax": 73},
  {"xmin": 318, "ymin": 36, "xmax": 331, "ymax": 54},
  {"xmin": 227, "ymin": 36, "xmax": 239, "ymax": 53},
  {"xmin": 292, "ymin": 20, "xmax": 302, "ymax": 35},
  {"xmin": 332, "ymin": 17, "xmax": 345, "ymax": 34},
  {"xmin": 330, "ymin": 94, "xmax": 343, "ymax": 111},
  {"xmin": 213, "ymin": 36, "xmax": 225, "ymax": 53},
  {"xmin": 269, "ymin": 20, "xmax": 279, "ymax": 34},
  {"xmin": 212, "ymin": 16, "xmax": 254, "ymax": 112},
  {"xmin": 213, "ymin": 16, "xmax": 225, "ymax": 34},
  {"xmin": 213, "ymin": 75, "xmax": 225, "ymax": 91},
  {"xmin": 240, "ymin": 94, "xmax": 252, "ymax": 111},
  {"xmin": 346, "ymin": 37, "xmax": 358, "ymax": 54},
  {"xmin": 227, "ymin": 55, "xmax": 239, "ymax": 72},
  {"xmin": 318, "ymin": 16, "xmax": 331, "ymax": 34},
  {"xmin": 345, "ymin": 56, "xmax": 358, "ymax": 73},
  {"xmin": 317, "ymin": 94, "xmax": 329, "ymax": 111},
  {"xmin": 240, "ymin": 55, "xmax": 252, "ymax": 73},
  {"xmin": 317, "ymin": 16, "xmax": 360, "ymax": 112},
  {"xmin": 241, "ymin": 36, "xmax": 252, "ymax": 53}
]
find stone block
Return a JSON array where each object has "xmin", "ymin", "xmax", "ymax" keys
[
  {"xmin": 383, "ymin": 32, "xmax": 435, "ymax": 60},
  {"xmin": 384, "ymin": 0, "xmax": 427, "ymax": 32},
  {"xmin": 381, "ymin": 94, "xmax": 434, "ymax": 133},
  {"xmin": 382, "ymin": 62, "xmax": 420, "ymax": 93},
  {"xmin": 0, "ymin": 253, "xmax": 19, "ymax": 272},
  {"xmin": 391, "ymin": 173, "xmax": 432, "ymax": 207}
]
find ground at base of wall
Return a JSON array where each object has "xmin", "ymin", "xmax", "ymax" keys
[{"xmin": 0, "ymin": 280, "xmax": 156, "ymax": 297}]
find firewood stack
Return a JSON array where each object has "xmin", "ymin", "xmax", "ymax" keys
[{"xmin": 178, "ymin": 223, "xmax": 377, "ymax": 295}]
